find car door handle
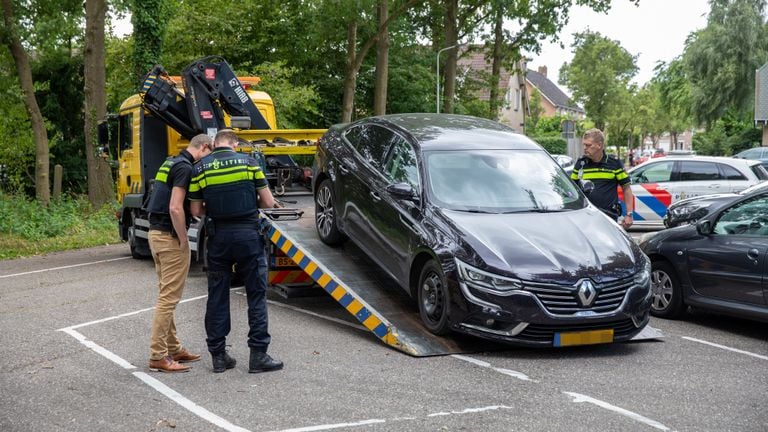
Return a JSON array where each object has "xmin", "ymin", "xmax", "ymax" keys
[
  {"xmin": 747, "ymin": 248, "xmax": 760, "ymax": 261},
  {"xmin": 370, "ymin": 191, "xmax": 381, "ymax": 201},
  {"xmin": 708, "ymin": 185, "xmax": 721, "ymax": 188},
  {"xmin": 339, "ymin": 164, "xmax": 349, "ymax": 175}
]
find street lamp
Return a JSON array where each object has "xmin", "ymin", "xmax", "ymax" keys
[{"xmin": 436, "ymin": 44, "xmax": 463, "ymax": 113}]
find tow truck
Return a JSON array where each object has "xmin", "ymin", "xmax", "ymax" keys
[{"xmin": 100, "ymin": 56, "xmax": 324, "ymax": 261}]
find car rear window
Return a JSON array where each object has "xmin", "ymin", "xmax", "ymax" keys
[
  {"xmin": 751, "ymin": 164, "xmax": 768, "ymax": 180},
  {"xmin": 678, "ymin": 161, "xmax": 721, "ymax": 181},
  {"xmin": 720, "ymin": 164, "xmax": 746, "ymax": 180}
]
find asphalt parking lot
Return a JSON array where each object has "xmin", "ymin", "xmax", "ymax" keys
[{"xmin": 1, "ymin": 243, "xmax": 766, "ymax": 432}]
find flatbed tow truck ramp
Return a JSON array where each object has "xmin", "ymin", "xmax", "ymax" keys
[{"xmin": 263, "ymin": 196, "xmax": 662, "ymax": 357}]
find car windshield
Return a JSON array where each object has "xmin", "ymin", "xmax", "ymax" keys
[{"xmin": 425, "ymin": 149, "xmax": 585, "ymax": 213}]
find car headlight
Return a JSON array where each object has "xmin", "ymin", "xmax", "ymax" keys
[
  {"xmin": 668, "ymin": 205, "xmax": 697, "ymax": 217},
  {"xmin": 634, "ymin": 255, "xmax": 651, "ymax": 287},
  {"xmin": 455, "ymin": 259, "xmax": 522, "ymax": 292}
]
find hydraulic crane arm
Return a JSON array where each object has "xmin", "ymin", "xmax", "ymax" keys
[
  {"xmin": 182, "ymin": 56, "xmax": 272, "ymax": 133},
  {"xmin": 139, "ymin": 57, "xmax": 272, "ymax": 140}
]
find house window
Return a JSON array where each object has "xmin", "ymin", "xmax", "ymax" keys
[{"xmin": 514, "ymin": 89, "xmax": 520, "ymax": 111}]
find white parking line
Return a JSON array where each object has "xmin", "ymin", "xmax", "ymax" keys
[
  {"xmin": 564, "ymin": 392, "xmax": 670, "ymax": 431},
  {"xmin": 134, "ymin": 371, "xmax": 251, "ymax": 432},
  {"xmin": 0, "ymin": 257, "xmax": 131, "ymax": 279},
  {"xmin": 451, "ymin": 354, "xmax": 534, "ymax": 382},
  {"xmin": 452, "ymin": 355, "xmax": 671, "ymax": 431},
  {"xmin": 682, "ymin": 336, "xmax": 768, "ymax": 361},
  {"xmin": 264, "ymin": 405, "xmax": 513, "ymax": 432}
]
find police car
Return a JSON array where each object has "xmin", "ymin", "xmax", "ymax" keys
[{"xmin": 619, "ymin": 155, "xmax": 768, "ymax": 228}]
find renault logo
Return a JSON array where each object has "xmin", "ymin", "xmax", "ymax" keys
[{"xmin": 576, "ymin": 279, "xmax": 597, "ymax": 307}]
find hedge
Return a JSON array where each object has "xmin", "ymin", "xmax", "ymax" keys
[{"xmin": 529, "ymin": 136, "xmax": 567, "ymax": 154}]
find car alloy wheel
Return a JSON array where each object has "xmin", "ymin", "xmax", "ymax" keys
[
  {"xmin": 650, "ymin": 260, "xmax": 685, "ymax": 319},
  {"xmin": 315, "ymin": 179, "xmax": 345, "ymax": 246},
  {"xmin": 418, "ymin": 260, "xmax": 451, "ymax": 335}
]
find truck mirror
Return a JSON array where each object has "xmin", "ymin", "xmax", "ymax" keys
[{"xmin": 97, "ymin": 121, "xmax": 109, "ymax": 146}]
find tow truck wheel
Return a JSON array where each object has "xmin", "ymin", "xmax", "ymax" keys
[
  {"xmin": 418, "ymin": 260, "xmax": 451, "ymax": 335},
  {"xmin": 315, "ymin": 179, "xmax": 346, "ymax": 245},
  {"xmin": 650, "ymin": 261, "xmax": 685, "ymax": 319},
  {"xmin": 128, "ymin": 212, "xmax": 150, "ymax": 259}
]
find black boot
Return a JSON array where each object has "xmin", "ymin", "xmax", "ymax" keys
[
  {"xmin": 211, "ymin": 351, "xmax": 236, "ymax": 373},
  {"xmin": 249, "ymin": 350, "xmax": 283, "ymax": 373}
]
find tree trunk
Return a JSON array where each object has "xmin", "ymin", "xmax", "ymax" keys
[
  {"xmin": 340, "ymin": 0, "xmax": 421, "ymax": 122},
  {"xmin": 341, "ymin": 19, "xmax": 358, "ymax": 123},
  {"xmin": 84, "ymin": 0, "xmax": 113, "ymax": 208},
  {"xmin": 488, "ymin": 6, "xmax": 504, "ymax": 118},
  {"xmin": 1, "ymin": 0, "xmax": 50, "ymax": 205},
  {"xmin": 442, "ymin": 0, "xmax": 458, "ymax": 114},
  {"xmin": 373, "ymin": 0, "xmax": 389, "ymax": 116}
]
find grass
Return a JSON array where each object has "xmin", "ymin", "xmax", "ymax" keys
[{"xmin": 0, "ymin": 192, "xmax": 121, "ymax": 260}]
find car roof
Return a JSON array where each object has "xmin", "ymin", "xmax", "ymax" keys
[
  {"xmin": 630, "ymin": 155, "xmax": 762, "ymax": 171},
  {"xmin": 353, "ymin": 113, "xmax": 543, "ymax": 151}
]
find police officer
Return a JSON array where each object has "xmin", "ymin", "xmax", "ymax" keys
[
  {"xmin": 571, "ymin": 128, "xmax": 635, "ymax": 229},
  {"xmin": 188, "ymin": 129, "xmax": 283, "ymax": 374},
  {"xmin": 147, "ymin": 134, "xmax": 211, "ymax": 373}
]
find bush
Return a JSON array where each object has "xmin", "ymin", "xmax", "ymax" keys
[
  {"xmin": 0, "ymin": 193, "xmax": 119, "ymax": 259},
  {"xmin": 529, "ymin": 136, "xmax": 567, "ymax": 154}
]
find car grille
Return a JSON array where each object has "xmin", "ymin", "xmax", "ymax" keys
[
  {"xmin": 523, "ymin": 276, "xmax": 634, "ymax": 315},
  {"xmin": 518, "ymin": 319, "xmax": 638, "ymax": 343}
]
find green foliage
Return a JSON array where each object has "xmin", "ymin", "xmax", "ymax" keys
[
  {"xmin": 529, "ymin": 136, "xmax": 567, "ymax": 154},
  {"xmin": 691, "ymin": 113, "xmax": 761, "ymax": 156},
  {"xmin": 683, "ymin": 0, "xmax": 768, "ymax": 127},
  {"xmin": 526, "ymin": 114, "xmax": 570, "ymax": 137},
  {"xmin": 32, "ymin": 52, "xmax": 89, "ymax": 193},
  {"xmin": 0, "ymin": 53, "xmax": 35, "ymax": 195},
  {"xmin": 238, "ymin": 62, "xmax": 320, "ymax": 129},
  {"xmin": 559, "ymin": 30, "xmax": 638, "ymax": 129},
  {"xmin": 132, "ymin": 0, "xmax": 173, "ymax": 86},
  {"xmin": 0, "ymin": 192, "xmax": 119, "ymax": 259}
]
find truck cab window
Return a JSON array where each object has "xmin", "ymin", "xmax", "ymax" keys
[{"xmin": 119, "ymin": 114, "xmax": 133, "ymax": 153}]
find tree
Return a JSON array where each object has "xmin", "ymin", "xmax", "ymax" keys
[
  {"xmin": 374, "ymin": 0, "xmax": 389, "ymax": 115},
  {"xmin": 683, "ymin": 0, "xmax": 768, "ymax": 127},
  {"xmin": 132, "ymin": 0, "xmax": 171, "ymax": 86},
  {"xmin": 481, "ymin": 0, "xmax": 619, "ymax": 119},
  {"xmin": 1, "ymin": 0, "xmax": 50, "ymax": 204},
  {"xmin": 84, "ymin": 0, "xmax": 113, "ymax": 208},
  {"xmin": 340, "ymin": 0, "xmax": 422, "ymax": 122},
  {"xmin": 652, "ymin": 58, "xmax": 693, "ymax": 148},
  {"xmin": 559, "ymin": 30, "xmax": 637, "ymax": 130}
]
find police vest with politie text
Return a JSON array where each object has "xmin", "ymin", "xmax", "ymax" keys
[
  {"xmin": 570, "ymin": 152, "xmax": 631, "ymax": 218},
  {"xmin": 188, "ymin": 147, "xmax": 269, "ymax": 222},
  {"xmin": 146, "ymin": 150, "xmax": 195, "ymax": 233}
]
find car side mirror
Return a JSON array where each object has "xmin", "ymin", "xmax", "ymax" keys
[
  {"xmin": 386, "ymin": 182, "xmax": 419, "ymax": 202},
  {"xmin": 579, "ymin": 179, "xmax": 595, "ymax": 195},
  {"xmin": 696, "ymin": 219, "xmax": 713, "ymax": 235}
]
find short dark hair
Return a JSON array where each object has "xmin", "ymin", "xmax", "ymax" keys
[{"xmin": 214, "ymin": 129, "xmax": 238, "ymax": 148}]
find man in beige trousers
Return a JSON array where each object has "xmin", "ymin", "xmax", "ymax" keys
[{"xmin": 146, "ymin": 134, "xmax": 211, "ymax": 372}]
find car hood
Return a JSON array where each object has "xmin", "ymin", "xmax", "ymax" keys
[{"xmin": 439, "ymin": 207, "xmax": 641, "ymax": 284}]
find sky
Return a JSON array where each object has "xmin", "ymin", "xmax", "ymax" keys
[{"xmin": 528, "ymin": 0, "xmax": 711, "ymax": 88}]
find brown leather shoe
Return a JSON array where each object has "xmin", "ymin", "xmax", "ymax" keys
[
  {"xmin": 171, "ymin": 348, "xmax": 201, "ymax": 363},
  {"xmin": 149, "ymin": 356, "xmax": 190, "ymax": 373}
]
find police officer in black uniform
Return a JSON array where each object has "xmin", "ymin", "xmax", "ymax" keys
[
  {"xmin": 188, "ymin": 129, "xmax": 283, "ymax": 374},
  {"xmin": 570, "ymin": 128, "xmax": 635, "ymax": 229}
]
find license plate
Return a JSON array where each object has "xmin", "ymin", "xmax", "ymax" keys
[
  {"xmin": 554, "ymin": 329, "xmax": 614, "ymax": 347},
  {"xmin": 272, "ymin": 257, "xmax": 296, "ymax": 267}
]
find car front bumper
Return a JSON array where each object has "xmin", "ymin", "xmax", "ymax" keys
[{"xmin": 449, "ymin": 277, "xmax": 652, "ymax": 347}]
